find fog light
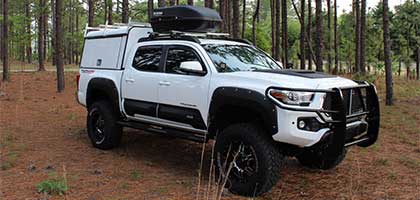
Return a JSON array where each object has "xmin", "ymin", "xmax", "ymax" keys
[
  {"xmin": 298, "ymin": 120, "xmax": 306, "ymax": 129},
  {"xmin": 297, "ymin": 117, "xmax": 327, "ymax": 132}
]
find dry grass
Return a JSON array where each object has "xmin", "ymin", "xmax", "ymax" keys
[{"xmin": 0, "ymin": 72, "xmax": 419, "ymax": 199}]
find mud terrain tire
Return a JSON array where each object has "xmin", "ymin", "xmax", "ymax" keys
[
  {"xmin": 214, "ymin": 123, "xmax": 283, "ymax": 197},
  {"xmin": 87, "ymin": 100, "xmax": 122, "ymax": 150}
]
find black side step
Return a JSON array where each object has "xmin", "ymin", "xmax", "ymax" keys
[{"xmin": 117, "ymin": 120, "xmax": 207, "ymax": 143}]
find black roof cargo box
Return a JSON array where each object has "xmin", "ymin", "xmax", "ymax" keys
[{"xmin": 150, "ymin": 6, "xmax": 222, "ymax": 33}]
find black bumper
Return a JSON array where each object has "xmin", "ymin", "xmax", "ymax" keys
[{"xmin": 266, "ymin": 81, "xmax": 380, "ymax": 152}]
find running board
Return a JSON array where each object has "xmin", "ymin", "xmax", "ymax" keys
[{"xmin": 117, "ymin": 120, "xmax": 207, "ymax": 143}]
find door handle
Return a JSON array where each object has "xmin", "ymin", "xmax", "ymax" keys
[
  {"xmin": 125, "ymin": 78, "xmax": 135, "ymax": 83},
  {"xmin": 159, "ymin": 81, "xmax": 171, "ymax": 86}
]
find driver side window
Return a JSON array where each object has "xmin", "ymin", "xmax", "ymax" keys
[{"xmin": 165, "ymin": 46, "xmax": 203, "ymax": 75}]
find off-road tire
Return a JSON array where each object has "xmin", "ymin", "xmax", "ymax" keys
[
  {"xmin": 214, "ymin": 123, "xmax": 283, "ymax": 197},
  {"xmin": 87, "ymin": 100, "xmax": 122, "ymax": 150},
  {"xmin": 296, "ymin": 148, "xmax": 347, "ymax": 170}
]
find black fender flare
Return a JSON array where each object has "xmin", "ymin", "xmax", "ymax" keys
[
  {"xmin": 86, "ymin": 78, "xmax": 120, "ymax": 113},
  {"xmin": 208, "ymin": 87, "xmax": 278, "ymax": 137}
]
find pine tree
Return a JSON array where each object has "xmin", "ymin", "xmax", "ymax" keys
[
  {"xmin": 281, "ymin": 0, "xmax": 288, "ymax": 67},
  {"xmin": 55, "ymin": 0, "xmax": 65, "ymax": 92},
  {"xmin": 2, "ymin": 0, "xmax": 9, "ymax": 81},
  {"xmin": 38, "ymin": 0, "xmax": 46, "ymax": 71},
  {"xmin": 232, "ymin": 0, "xmax": 240, "ymax": 39},
  {"xmin": 307, "ymin": 0, "xmax": 312, "ymax": 70},
  {"xmin": 88, "ymin": 0, "xmax": 94, "ymax": 26},
  {"xmin": 300, "ymin": 0, "xmax": 305, "ymax": 70},
  {"xmin": 383, "ymin": 0, "xmax": 393, "ymax": 105},
  {"xmin": 360, "ymin": 0, "xmax": 367, "ymax": 74},
  {"xmin": 122, "ymin": 0, "xmax": 128, "ymax": 23},
  {"xmin": 252, "ymin": 0, "xmax": 261, "ymax": 45},
  {"xmin": 315, "ymin": 0, "xmax": 323, "ymax": 71}
]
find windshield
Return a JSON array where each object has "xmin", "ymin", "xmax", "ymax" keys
[{"xmin": 202, "ymin": 44, "xmax": 282, "ymax": 72}]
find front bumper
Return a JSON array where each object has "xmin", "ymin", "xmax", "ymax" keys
[{"xmin": 268, "ymin": 82, "xmax": 380, "ymax": 149}]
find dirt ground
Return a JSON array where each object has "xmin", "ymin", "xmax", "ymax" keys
[{"xmin": 0, "ymin": 72, "xmax": 419, "ymax": 200}]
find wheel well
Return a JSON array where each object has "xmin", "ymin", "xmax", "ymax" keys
[
  {"xmin": 86, "ymin": 78, "xmax": 120, "ymax": 115},
  {"xmin": 86, "ymin": 89, "xmax": 112, "ymax": 108},
  {"xmin": 208, "ymin": 105, "xmax": 266, "ymax": 139}
]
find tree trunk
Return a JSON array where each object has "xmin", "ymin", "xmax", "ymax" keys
[
  {"xmin": 51, "ymin": 0, "xmax": 56, "ymax": 65},
  {"xmin": 383, "ymin": 0, "xmax": 393, "ymax": 105},
  {"xmin": 38, "ymin": 0, "xmax": 46, "ymax": 71},
  {"xmin": 398, "ymin": 60, "xmax": 401, "ymax": 76},
  {"xmin": 360, "ymin": 0, "xmax": 366, "ymax": 74},
  {"xmin": 281, "ymin": 0, "xmax": 288, "ymax": 67},
  {"xmin": 299, "ymin": 0, "xmax": 305, "ymax": 70},
  {"xmin": 219, "ymin": 0, "xmax": 226, "ymax": 32},
  {"xmin": 307, "ymin": 0, "xmax": 312, "ymax": 70},
  {"xmin": 354, "ymin": 0, "xmax": 360, "ymax": 73},
  {"xmin": 103, "ymin": 0, "xmax": 107, "ymax": 24},
  {"xmin": 75, "ymin": 5, "xmax": 80, "ymax": 64},
  {"xmin": 252, "ymin": 0, "xmax": 260, "ymax": 45},
  {"xmin": 415, "ymin": 0, "xmax": 419, "ymax": 80},
  {"xmin": 2, "ymin": 0, "xmax": 9, "ymax": 81},
  {"xmin": 241, "ymin": 0, "xmax": 246, "ymax": 39},
  {"xmin": 25, "ymin": 0, "xmax": 32, "ymax": 64},
  {"xmin": 88, "ymin": 0, "xmax": 95, "ymax": 26},
  {"xmin": 148, "ymin": 0, "xmax": 153, "ymax": 21},
  {"xmin": 69, "ymin": 0, "xmax": 74, "ymax": 64},
  {"xmin": 417, "ymin": 48, "xmax": 420, "ymax": 80},
  {"xmin": 116, "ymin": 0, "xmax": 119, "ymax": 14},
  {"xmin": 205, "ymin": 0, "xmax": 214, "ymax": 8},
  {"xmin": 315, "ymin": 0, "xmax": 323, "ymax": 71},
  {"xmin": 187, "ymin": 0, "xmax": 193, "ymax": 5},
  {"xmin": 232, "ymin": 0, "xmax": 240, "ymax": 39},
  {"xmin": 334, "ymin": 0, "xmax": 338, "ymax": 73},
  {"xmin": 291, "ymin": 0, "xmax": 316, "ymax": 67},
  {"xmin": 122, "ymin": 0, "xmax": 129, "ymax": 23},
  {"xmin": 170, "ymin": 0, "xmax": 176, "ymax": 6},
  {"xmin": 275, "ymin": 0, "xmax": 281, "ymax": 61},
  {"xmin": 55, "ymin": 0, "xmax": 65, "ymax": 92},
  {"xmin": 270, "ymin": 0, "xmax": 276, "ymax": 57},
  {"xmin": 327, "ymin": 0, "xmax": 332, "ymax": 72},
  {"xmin": 158, "ymin": 0, "xmax": 165, "ymax": 7},
  {"xmin": 108, "ymin": 0, "xmax": 113, "ymax": 25},
  {"xmin": 227, "ymin": 0, "xmax": 232, "ymax": 34}
]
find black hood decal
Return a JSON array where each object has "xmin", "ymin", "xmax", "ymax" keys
[{"xmin": 255, "ymin": 69, "xmax": 337, "ymax": 79}]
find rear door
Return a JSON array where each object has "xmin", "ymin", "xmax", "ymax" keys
[
  {"xmin": 157, "ymin": 45, "xmax": 211, "ymax": 130},
  {"xmin": 121, "ymin": 44, "xmax": 164, "ymax": 118}
]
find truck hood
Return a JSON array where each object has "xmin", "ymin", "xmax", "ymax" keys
[{"xmin": 220, "ymin": 70, "xmax": 358, "ymax": 90}]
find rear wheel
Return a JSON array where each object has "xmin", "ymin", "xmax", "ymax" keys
[
  {"xmin": 214, "ymin": 123, "xmax": 283, "ymax": 197},
  {"xmin": 87, "ymin": 100, "xmax": 122, "ymax": 150}
]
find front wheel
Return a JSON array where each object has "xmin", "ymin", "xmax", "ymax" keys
[
  {"xmin": 87, "ymin": 100, "xmax": 122, "ymax": 150},
  {"xmin": 214, "ymin": 123, "xmax": 283, "ymax": 197}
]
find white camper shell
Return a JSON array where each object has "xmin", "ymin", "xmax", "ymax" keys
[{"xmin": 81, "ymin": 23, "xmax": 153, "ymax": 70}]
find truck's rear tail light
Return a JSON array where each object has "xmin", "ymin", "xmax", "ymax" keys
[{"xmin": 76, "ymin": 74, "xmax": 80, "ymax": 88}]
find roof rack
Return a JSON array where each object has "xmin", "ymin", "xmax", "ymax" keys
[
  {"xmin": 84, "ymin": 20, "xmax": 151, "ymax": 36},
  {"xmin": 138, "ymin": 30, "xmax": 252, "ymax": 45}
]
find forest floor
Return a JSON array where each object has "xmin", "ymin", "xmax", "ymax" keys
[{"xmin": 0, "ymin": 72, "xmax": 419, "ymax": 200}]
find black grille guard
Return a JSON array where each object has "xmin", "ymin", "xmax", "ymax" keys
[{"xmin": 266, "ymin": 81, "xmax": 380, "ymax": 152}]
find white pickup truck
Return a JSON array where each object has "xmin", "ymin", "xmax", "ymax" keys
[{"xmin": 77, "ymin": 6, "xmax": 380, "ymax": 197}]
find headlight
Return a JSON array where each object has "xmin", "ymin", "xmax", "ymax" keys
[{"xmin": 269, "ymin": 89, "xmax": 315, "ymax": 106}]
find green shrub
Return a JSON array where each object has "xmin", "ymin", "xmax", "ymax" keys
[{"xmin": 37, "ymin": 177, "xmax": 68, "ymax": 195}]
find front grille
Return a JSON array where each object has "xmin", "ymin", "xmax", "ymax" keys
[{"xmin": 323, "ymin": 88, "xmax": 366, "ymax": 116}]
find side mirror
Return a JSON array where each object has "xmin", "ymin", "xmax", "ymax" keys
[
  {"xmin": 286, "ymin": 63, "xmax": 294, "ymax": 69},
  {"xmin": 179, "ymin": 61, "xmax": 206, "ymax": 75}
]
